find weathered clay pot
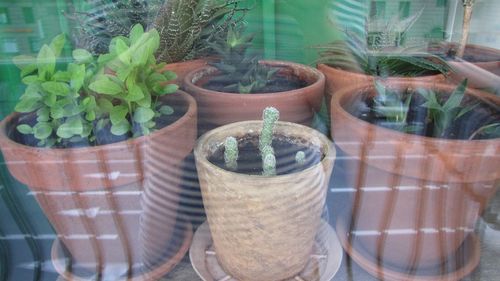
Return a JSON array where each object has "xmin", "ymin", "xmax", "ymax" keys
[
  {"xmin": 330, "ymin": 81, "xmax": 499, "ymax": 274},
  {"xmin": 194, "ymin": 121, "xmax": 335, "ymax": 281},
  {"xmin": 0, "ymin": 91, "xmax": 197, "ymax": 276},
  {"xmin": 317, "ymin": 63, "xmax": 446, "ymax": 115},
  {"xmin": 184, "ymin": 60, "xmax": 325, "ymax": 134}
]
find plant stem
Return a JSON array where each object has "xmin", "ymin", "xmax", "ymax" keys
[{"xmin": 457, "ymin": 0, "xmax": 475, "ymax": 58}]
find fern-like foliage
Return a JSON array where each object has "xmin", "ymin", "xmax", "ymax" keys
[{"xmin": 152, "ymin": 0, "xmax": 247, "ymax": 63}]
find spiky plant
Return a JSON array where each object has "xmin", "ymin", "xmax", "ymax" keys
[
  {"xmin": 152, "ymin": 0, "xmax": 247, "ymax": 63},
  {"xmin": 316, "ymin": 7, "xmax": 449, "ymax": 78},
  {"xmin": 67, "ymin": 0, "xmax": 246, "ymax": 62}
]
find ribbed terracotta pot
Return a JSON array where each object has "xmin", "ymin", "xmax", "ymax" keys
[
  {"xmin": 0, "ymin": 91, "xmax": 197, "ymax": 276},
  {"xmin": 317, "ymin": 63, "xmax": 446, "ymax": 115},
  {"xmin": 330, "ymin": 81, "xmax": 499, "ymax": 272},
  {"xmin": 184, "ymin": 60, "xmax": 325, "ymax": 134},
  {"xmin": 194, "ymin": 121, "xmax": 335, "ymax": 281}
]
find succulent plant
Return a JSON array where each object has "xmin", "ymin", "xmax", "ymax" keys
[
  {"xmin": 316, "ymin": 7, "xmax": 449, "ymax": 78},
  {"xmin": 208, "ymin": 25, "xmax": 279, "ymax": 93}
]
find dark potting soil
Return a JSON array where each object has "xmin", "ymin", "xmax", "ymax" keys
[
  {"xmin": 350, "ymin": 91, "xmax": 500, "ymax": 140},
  {"xmin": 208, "ymin": 134, "xmax": 323, "ymax": 175},
  {"xmin": 8, "ymin": 100, "xmax": 188, "ymax": 148},
  {"xmin": 202, "ymin": 74, "xmax": 308, "ymax": 94}
]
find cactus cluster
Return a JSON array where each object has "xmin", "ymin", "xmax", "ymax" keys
[{"xmin": 223, "ymin": 107, "xmax": 305, "ymax": 175}]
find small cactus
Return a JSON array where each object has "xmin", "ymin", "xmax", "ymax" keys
[
  {"xmin": 224, "ymin": 136, "xmax": 238, "ymax": 171},
  {"xmin": 259, "ymin": 107, "xmax": 280, "ymax": 152},
  {"xmin": 262, "ymin": 153, "xmax": 277, "ymax": 176},
  {"xmin": 295, "ymin": 151, "xmax": 306, "ymax": 166}
]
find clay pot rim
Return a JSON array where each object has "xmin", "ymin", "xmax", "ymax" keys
[
  {"xmin": 317, "ymin": 63, "xmax": 445, "ymax": 82},
  {"xmin": 331, "ymin": 81, "xmax": 500, "ymax": 146},
  {"xmin": 0, "ymin": 90, "xmax": 197, "ymax": 153},
  {"xmin": 194, "ymin": 120, "xmax": 335, "ymax": 181},
  {"xmin": 184, "ymin": 60, "xmax": 325, "ymax": 97}
]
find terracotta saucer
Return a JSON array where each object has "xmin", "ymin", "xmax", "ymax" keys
[
  {"xmin": 52, "ymin": 220, "xmax": 193, "ymax": 281},
  {"xmin": 335, "ymin": 220, "xmax": 481, "ymax": 281},
  {"xmin": 189, "ymin": 220, "xmax": 342, "ymax": 281}
]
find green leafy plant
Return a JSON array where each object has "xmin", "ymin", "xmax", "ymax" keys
[
  {"xmin": 88, "ymin": 24, "xmax": 178, "ymax": 137},
  {"xmin": 13, "ymin": 24, "xmax": 178, "ymax": 147},
  {"xmin": 13, "ymin": 34, "xmax": 95, "ymax": 147},
  {"xmin": 208, "ymin": 26, "xmax": 279, "ymax": 93},
  {"xmin": 417, "ymin": 79, "xmax": 476, "ymax": 138},
  {"xmin": 223, "ymin": 107, "xmax": 306, "ymax": 176},
  {"xmin": 316, "ymin": 8, "xmax": 449, "ymax": 78}
]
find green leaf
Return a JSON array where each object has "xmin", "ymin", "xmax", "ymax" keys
[
  {"xmin": 85, "ymin": 110, "xmax": 96, "ymax": 121},
  {"xmin": 43, "ymin": 92, "xmax": 57, "ymax": 107},
  {"xmin": 49, "ymin": 34, "xmax": 66, "ymax": 57},
  {"xmin": 157, "ymin": 84, "xmax": 179, "ymax": 95},
  {"xmin": 133, "ymin": 107, "xmax": 155, "ymax": 123},
  {"xmin": 159, "ymin": 105, "xmax": 174, "ymax": 115},
  {"xmin": 41, "ymin": 81, "xmax": 70, "ymax": 96},
  {"xmin": 132, "ymin": 43, "xmax": 149, "ymax": 66},
  {"xmin": 126, "ymin": 84, "xmax": 144, "ymax": 102},
  {"xmin": 36, "ymin": 107, "xmax": 50, "ymax": 122},
  {"xmin": 162, "ymin": 70, "xmax": 177, "ymax": 81},
  {"xmin": 116, "ymin": 66, "xmax": 132, "ymax": 82},
  {"xmin": 116, "ymin": 38, "xmax": 131, "ymax": 64},
  {"xmin": 17, "ymin": 124, "xmax": 33, "ymax": 134},
  {"xmin": 89, "ymin": 78, "xmax": 123, "ymax": 95},
  {"xmin": 56, "ymin": 117, "xmax": 83, "ymax": 139},
  {"xmin": 73, "ymin": 49, "xmax": 93, "ymax": 64},
  {"xmin": 111, "ymin": 120, "xmax": 130, "ymax": 136},
  {"xmin": 443, "ymin": 79, "xmax": 468, "ymax": 112},
  {"xmin": 68, "ymin": 63, "xmax": 86, "ymax": 91},
  {"xmin": 37, "ymin": 45, "xmax": 56, "ymax": 77},
  {"xmin": 15, "ymin": 97, "xmax": 40, "ymax": 112},
  {"xmin": 455, "ymin": 103, "xmax": 477, "ymax": 120},
  {"xmin": 33, "ymin": 122, "xmax": 53, "ymax": 140},
  {"xmin": 97, "ymin": 98, "xmax": 114, "ymax": 112},
  {"xmin": 50, "ymin": 106, "xmax": 64, "ymax": 119},
  {"xmin": 22, "ymin": 75, "xmax": 38, "ymax": 84},
  {"xmin": 110, "ymin": 105, "xmax": 129, "ymax": 125},
  {"xmin": 136, "ymin": 92, "xmax": 151, "ymax": 108},
  {"xmin": 130, "ymin": 24, "xmax": 144, "ymax": 44},
  {"xmin": 53, "ymin": 71, "xmax": 72, "ymax": 82}
]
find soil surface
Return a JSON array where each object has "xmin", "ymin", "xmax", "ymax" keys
[
  {"xmin": 350, "ymin": 90, "xmax": 500, "ymax": 140},
  {"xmin": 208, "ymin": 134, "xmax": 322, "ymax": 175},
  {"xmin": 202, "ymin": 74, "xmax": 308, "ymax": 94}
]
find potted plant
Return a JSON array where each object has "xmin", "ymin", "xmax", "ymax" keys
[
  {"xmin": 66, "ymin": 0, "xmax": 247, "ymax": 85},
  {"xmin": 316, "ymin": 8, "xmax": 449, "ymax": 114},
  {"xmin": 194, "ymin": 107, "xmax": 335, "ymax": 280},
  {"xmin": 330, "ymin": 79, "xmax": 499, "ymax": 279},
  {"xmin": 429, "ymin": 0, "xmax": 500, "ymax": 94},
  {"xmin": 0, "ymin": 24, "xmax": 197, "ymax": 279},
  {"xmin": 184, "ymin": 26, "xmax": 325, "ymax": 134}
]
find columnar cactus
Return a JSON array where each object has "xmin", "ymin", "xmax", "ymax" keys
[
  {"xmin": 222, "ymin": 107, "xmax": 306, "ymax": 176},
  {"xmin": 224, "ymin": 136, "xmax": 238, "ymax": 171}
]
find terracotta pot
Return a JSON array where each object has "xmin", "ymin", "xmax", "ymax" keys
[
  {"xmin": 0, "ymin": 91, "xmax": 197, "ymax": 275},
  {"xmin": 428, "ymin": 43, "xmax": 500, "ymax": 92},
  {"xmin": 317, "ymin": 63, "xmax": 446, "ymax": 115},
  {"xmin": 160, "ymin": 59, "xmax": 209, "ymax": 88},
  {"xmin": 194, "ymin": 121, "xmax": 335, "ymax": 281},
  {"xmin": 330, "ymin": 81, "xmax": 499, "ymax": 272},
  {"xmin": 184, "ymin": 60, "xmax": 325, "ymax": 134}
]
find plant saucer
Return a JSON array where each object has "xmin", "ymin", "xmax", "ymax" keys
[{"xmin": 189, "ymin": 220, "xmax": 342, "ymax": 281}]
